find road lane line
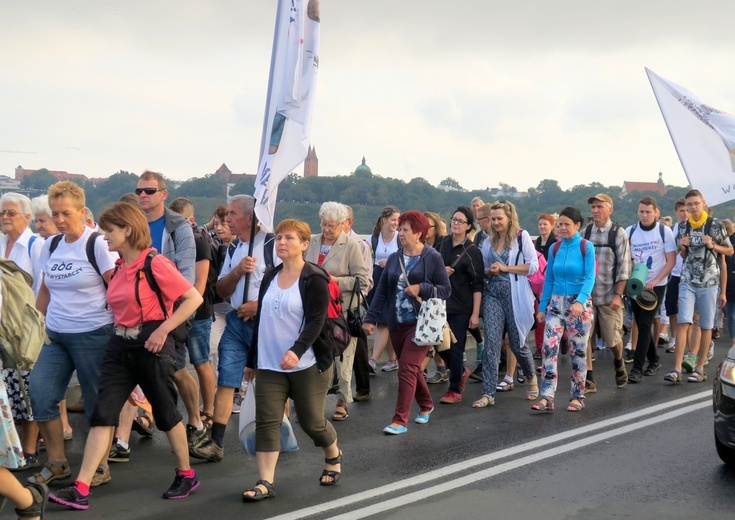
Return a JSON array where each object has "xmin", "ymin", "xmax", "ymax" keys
[
  {"xmin": 328, "ymin": 400, "xmax": 711, "ymax": 519},
  {"xmin": 270, "ymin": 391, "xmax": 711, "ymax": 520}
]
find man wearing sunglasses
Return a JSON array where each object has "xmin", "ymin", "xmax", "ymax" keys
[{"xmin": 124, "ymin": 172, "xmax": 203, "ymax": 445}]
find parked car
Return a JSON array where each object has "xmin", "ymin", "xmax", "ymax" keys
[{"xmin": 713, "ymin": 344, "xmax": 735, "ymax": 465}]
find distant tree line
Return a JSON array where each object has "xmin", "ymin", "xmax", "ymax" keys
[{"xmin": 15, "ymin": 168, "xmax": 735, "ymax": 235}]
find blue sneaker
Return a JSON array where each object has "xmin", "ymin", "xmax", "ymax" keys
[
  {"xmin": 414, "ymin": 407, "xmax": 434, "ymax": 424},
  {"xmin": 382, "ymin": 424, "xmax": 408, "ymax": 435}
]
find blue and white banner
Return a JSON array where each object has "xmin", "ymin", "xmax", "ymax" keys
[
  {"xmin": 253, "ymin": 0, "xmax": 320, "ymax": 232},
  {"xmin": 646, "ymin": 67, "xmax": 735, "ymax": 206}
]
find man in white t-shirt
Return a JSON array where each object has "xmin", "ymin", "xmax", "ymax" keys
[
  {"xmin": 626, "ymin": 196, "xmax": 677, "ymax": 383},
  {"xmin": 190, "ymin": 194, "xmax": 275, "ymax": 462}
]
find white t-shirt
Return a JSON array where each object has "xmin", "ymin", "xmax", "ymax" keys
[
  {"xmin": 671, "ymin": 222, "xmax": 684, "ymax": 277},
  {"xmin": 256, "ymin": 272, "xmax": 315, "ymax": 372},
  {"xmin": 373, "ymin": 233, "xmax": 399, "ymax": 266},
  {"xmin": 40, "ymin": 227, "xmax": 117, "ymax": 333},
  {"xmin": 218, "ymin": 230, "xmax": 277, "ymax": 305},
  {"xmin": 626, "ymin": 223, "xmax": 677, "ymax": 287},
  {"xmin": 0, "ymin": 227, "xmax": 44, "ymax": 295}
]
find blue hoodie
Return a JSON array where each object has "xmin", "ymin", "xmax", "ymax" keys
[{"xmin": 539, "ymin": 232, "xmax": 595, "ymax": 310}]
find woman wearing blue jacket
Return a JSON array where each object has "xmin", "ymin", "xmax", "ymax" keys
[{"xmin": 534, "ymin": 207, "xmax": 595, "ymax": 412}]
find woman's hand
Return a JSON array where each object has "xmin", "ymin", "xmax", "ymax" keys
[
  {"xmin": 379, "ymin": 260, "xmax": 387, "ymax": 268},
  {"xmin": 489, "ymin": 262, "xmax": 503, "ymax": 275},
  {"xmin": 404, "ymin": 284, "xmax": 421, "ymax": 298},
  {"xmin": 279, "ymin": 350, "xmax": 299, "ymax": 371},
  {"xmin": 569, "ymin": 301, "xmax": 584, "ymax": 318},
  {"xmin": 362, "ymin": 323, "xmax": 375, "ymax": 336},
  {"xmin": 445, "ymin": 266, "xmax": 455, "ymax": 277},
  {"xmin": 144, "ymin": 325, "xmax": 169, "ymax": 353},
  {"xmin": 536, "ymin": 311, "xmax": 546, "ymax": 323},
  {"xmin": 244, "ymin": 367, "xmax": 256, "ymax": 382}
]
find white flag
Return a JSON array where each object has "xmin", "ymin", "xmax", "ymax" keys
[
  {"xmin": 646, "ymin": 67, "xmax": 735, "ymax": 206},
  {"xmin": 253, "ymin": 0, "xmax": 320, "ymax": 232}
]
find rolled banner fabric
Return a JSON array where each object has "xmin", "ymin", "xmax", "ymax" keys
[{"xmin": 626, "ymin": 263, "xmax": 649, "ymax": 297}]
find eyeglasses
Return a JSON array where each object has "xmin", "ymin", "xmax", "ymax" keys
[
  {"xmin": 135, "ymin": 187, "xmax": 165, "ymax": 196},
  {"xmin": 451, "ymin": 218, "xmax": 468, "ymax": 225},
  {"xmin": 685, "ymin": 201, "xmax": 702, "ymax": 208},
  {"xmin": 1, "ymin": 209, "xmax": 19, "ymax": 217},
  {"xmin": 477, "ymin": 216, "xmax": 490, "ymax": 221},
  {"xmin": 320, "ymin": 222, "xmax": 340, "ymax": 230}
]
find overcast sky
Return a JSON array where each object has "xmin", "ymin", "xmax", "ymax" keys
[{"xmin": 3, "ymin": 0, "xmax": 735, "ymax": 192}]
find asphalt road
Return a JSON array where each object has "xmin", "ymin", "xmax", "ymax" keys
[{"xmin": 29, "ymin": 338, "xmax": 733, "ymax": 520}]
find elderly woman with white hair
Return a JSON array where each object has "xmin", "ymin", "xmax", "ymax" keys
[
  {"xmin": 31, "ymin": 195, "xmax": 59, "ymax": 239},
  {"xmin": 305, "ymin": 202, "xmax": 370, "ymax": 422},
  {"xmin": 1, "ymin": 192, "xmax": 46, "ymax": 471}
]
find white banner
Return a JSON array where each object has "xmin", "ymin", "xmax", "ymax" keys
[
  {"xmin": 253, "ymin": 0, "xmax": 320, "ymax": 232},
  {"xmin": 646, "ymin": 67, "xmax": 735, "ymax": 206}
]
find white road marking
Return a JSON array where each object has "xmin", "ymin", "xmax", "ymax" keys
[{"xmin": 269, "ymin": 390, "xmax": 711, "ymax": 520}]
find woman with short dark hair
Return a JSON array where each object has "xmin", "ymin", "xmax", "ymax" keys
[
  {"xmin": 534, "ymin": 206, "xmax": 596, "ymax": 412},
  {"xmin": 363, "ymin": 211, "xmax": 451, "ymax": 435}
]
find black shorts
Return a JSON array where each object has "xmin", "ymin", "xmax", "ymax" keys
[
  {"xmin": 666, "ymin": 276, "xmax": 681, "ymax": 318},
  {"xmin": 90, "ymin": 322, "xmax": 182, "ymax": 432}
]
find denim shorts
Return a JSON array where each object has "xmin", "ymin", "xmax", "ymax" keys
[
  {"xmin": 678, "ymin": 283, "xmax": 718, "ymax": 329},
  {"xmin": 29, "ymin": 323, "xmax": 113, "ymax": 422},
  {"xmin": 183, "ymin": 318, "xmax": 212, "ymax": 366},
  {"xmin": 217, "ymin": 310, "xmax": 254, "ymax": 389}
]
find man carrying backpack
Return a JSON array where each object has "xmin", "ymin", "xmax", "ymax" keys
[
  {"xmin": 190, "ymin": 194, "xmax": 275, "ymax": 462},
  {"xmin": 666, "ymin": 189, "xmax": 733, "ymax": 383},
  {"xmin": 626, "ymin": 196, "xmax": 677, "ymax": 384},
  {"xmin": 168, "ymin": 198, "xmax": 217, "ymax": 444},
  {"xmin": 584, "ymin": 194, "xmax": 631, "ymax": 390}
]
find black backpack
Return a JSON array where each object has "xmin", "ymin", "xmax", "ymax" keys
[
  {"xmin": 49, "ymin": 232, "xmax": 107, "ymax": 287},
  {"xmin": 584, "ymin": 223, "xmax": 622, "ymax": 283}
]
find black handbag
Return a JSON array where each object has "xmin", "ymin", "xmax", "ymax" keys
[{"xmin": 346, "ymin": 279, "xmax": 367, "ymax": 338}]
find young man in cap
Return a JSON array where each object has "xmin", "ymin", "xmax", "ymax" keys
[
  {"xmin": 666, "ymin": 190, "xmax": 732, "ymax": 383},
  {"xmin": 584, "ymin": 194, "xmax": 631, "ymax": 389}
]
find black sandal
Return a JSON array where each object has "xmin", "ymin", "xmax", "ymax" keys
[
  {"xmin": 132, "ymin": 414, "xmax": 155, "ymax": 437},
  {"xmin": 320, "ymin": 451, "xmax": 343, "ymax": 486},
  {"xmin": 15, "ymin": 482, "xmax": 48, "ymax": 518},
  {"xmin": 200, "ymin": 412, "xmax": 214, "ymax": 430},
  {"xmin": 242, "ymin": 479, "xmax": 275, "ymax": 502}
]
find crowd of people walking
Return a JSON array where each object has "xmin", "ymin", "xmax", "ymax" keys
[{"xmin": 0, "ymin": 179, "xmax": 732, "ymax": 515}]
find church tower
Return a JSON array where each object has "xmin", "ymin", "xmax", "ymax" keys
[{"xmin": 304, "ymin": 145, "xmax": 319, "ymax": 178}]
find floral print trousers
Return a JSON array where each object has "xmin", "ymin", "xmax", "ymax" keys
[{"xmin": 540, "ymin": 294, "xmax": 593, "ymax": 401}]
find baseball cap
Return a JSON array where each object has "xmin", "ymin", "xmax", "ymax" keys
[{"xmin": 587, "ymin": 193, "xmax": 614, "ymax": 208}]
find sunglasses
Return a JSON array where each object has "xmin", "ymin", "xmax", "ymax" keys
[
  {"xmin": 135, "ymin": 187, "xmax": 165, "ymax": 196},
  {"xmin": 1, "ymin": 209, "xmax": 20, "ymax": 217}
]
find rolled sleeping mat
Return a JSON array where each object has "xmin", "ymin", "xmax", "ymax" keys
[{"xmin": 626, "ymin": 263, "xmax": 649, "ymax": 297}]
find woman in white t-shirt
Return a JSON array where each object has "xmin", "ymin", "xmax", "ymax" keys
[
  {"xmin": 27, "ymin": 182, "xmax": 118, "ymax": 487},
  {"xmin": 242, "ymin": 219, "xmax": 341, "ymax": 501},
  {"xmin": 366, "ymin": 206, "xmax": 400, "ymax": 372}
]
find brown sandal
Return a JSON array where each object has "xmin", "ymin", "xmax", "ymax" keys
[
  {"xmin": 199, "ymin": 412, "xmax": 214, "ymax": 430},
  {"xmin": 132, "ymin": 414, "xmax": 155, "ymax": 437}
]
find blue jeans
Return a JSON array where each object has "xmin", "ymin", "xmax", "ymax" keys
[
  {"xmin": 29, "ymin": 323, "xmax": 113, "ymax": 422},
  {"xmin": 217, "ymin": 310, "xmax": 254, "ymax": 389},
  {"xmin": 185, "ymin": 318, "xmax": 212, "ymax": 366}
]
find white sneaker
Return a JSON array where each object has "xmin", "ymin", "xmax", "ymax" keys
[
  {"xmin": 706, "ymin": 341, "xmax": 715, "ymax": 364},
  {"xmin": 595, "ymin": 338, "xmax": 608, "ymax": 350},
  {"xmin": 625, "ymin": 342, "xmax": 633, "ymax": 351}
]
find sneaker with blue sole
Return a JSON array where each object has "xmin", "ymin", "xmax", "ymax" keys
[{"xmin": 383, "ymin": 424, "xmax": 408, "ymax": 435}]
